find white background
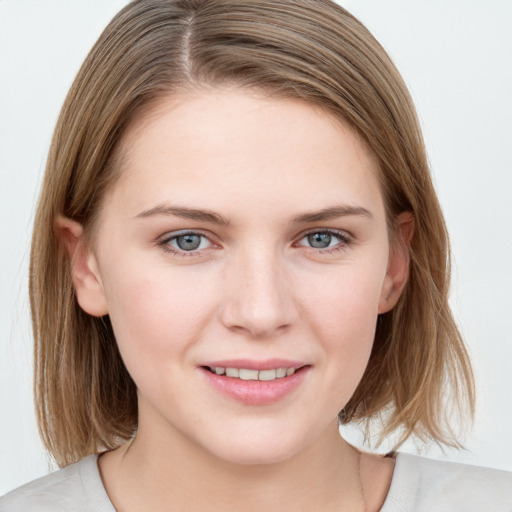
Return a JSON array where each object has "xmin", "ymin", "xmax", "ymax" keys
[{"xmin": 1, "ymin": 0, "xmax": 511, "ymax": 495}]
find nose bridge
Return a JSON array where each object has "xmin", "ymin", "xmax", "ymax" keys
[{"xmin": 220, "ymin": 243, "xmax": 297, "ymax": 337}]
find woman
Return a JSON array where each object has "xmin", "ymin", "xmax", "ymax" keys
[{"xmin": 1, "ymin": 1, "xmax": 511, "ymax": 510}]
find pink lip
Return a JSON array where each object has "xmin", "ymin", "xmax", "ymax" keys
[
  {"xmin": 198, "ymin": 360, "xmax": 310, "ymax": 406},
  {"xmin": 200, "ymin": 358, "xmax": 306, "ymax": 371}
]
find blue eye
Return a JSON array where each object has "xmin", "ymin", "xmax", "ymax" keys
[
  {"xmin": 175, "ymin": 233, "xmax": 203, "ymax": 251},
  {"xmin": 297, "ymin": 230, "xmax": 349, "ymax": 251},
  {"xmin": 161, "ymin": 231, "xmax": 212, "ymax": 254},
  {"xmin": 307, "ymin": 233, "xmax": 334, "ymax": 248}
]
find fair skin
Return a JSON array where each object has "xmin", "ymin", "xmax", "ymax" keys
[{"xmin": 59, "ymin": 88, "xmax": 412, "ymax": 511}]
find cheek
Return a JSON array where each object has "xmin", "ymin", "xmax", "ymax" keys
[
  {"xmin": 296, "ymin": 263, "xmax": 386, "ymax": 395},
  {"xmin": 300, "ymin": 261, "xmax": 385, "ymax": 336},
  {"xmin": 99, "ymin": 257, "xmax": 217, "ymax": 370}
]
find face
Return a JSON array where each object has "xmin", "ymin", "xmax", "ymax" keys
[{"xmin": 70, "ymin": 89, "xmax": 408, "ymax": 465}]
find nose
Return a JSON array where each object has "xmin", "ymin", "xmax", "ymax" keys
[{"xmin": 219, "ymin": 248, "xmax": 299, "ymax": 339}]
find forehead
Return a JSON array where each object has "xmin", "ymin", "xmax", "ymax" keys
[{"xmin": 106, "ymin": 88, "xmax": 384, "ymax": 222}]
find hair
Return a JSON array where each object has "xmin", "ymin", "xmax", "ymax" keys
[{"xmin": 30, "ymin": 0, "xmax": 474, "ymax": 467}]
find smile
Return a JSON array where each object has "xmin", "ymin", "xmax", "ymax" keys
[
  {"xmin": 207, "ymin": 366, "xmax": 297, "ymax": 381},
  {"xmin": 201, "ymin": 363, "xmax": 309, "ymax": 405}
]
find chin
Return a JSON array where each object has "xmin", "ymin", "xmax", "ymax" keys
[
  {"xmin": 198, "ymin": 420, "xmax": 315, "ymax": 466},
  {"xmin": 214, "ymin": 441, "xmax": 301, "ymax": 466}
]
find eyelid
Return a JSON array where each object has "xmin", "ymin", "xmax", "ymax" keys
[
  {"xmin": 298, "ymin": 227, "xmax": 352, "ymax": 239},
  {"xmin": 158, "ymin": 228, "xmax": 211, "ymax": 243},
  {"xmin": 294, "ymin": 228, "xmax": 353, "ymax": 250},
  {"xmin": 156, "ymin": 227, "xmax": 353, "ymax": 257},
  {"xmin": 157, "ymin": 229, "xmax": 219, "ymax": 256}
]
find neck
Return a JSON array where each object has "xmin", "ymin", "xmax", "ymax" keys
[{"xmin": 100, "ymin": 419, "xmax": 368, "ymax": 512}]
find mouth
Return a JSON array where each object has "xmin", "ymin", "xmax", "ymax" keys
[
  {"xmin": 199, "ymin": 361, "xmax": 310, "ymax": 405},
  {"xmin": 203, "ymin": 366, "xmax": 299, "ymax": 381}
]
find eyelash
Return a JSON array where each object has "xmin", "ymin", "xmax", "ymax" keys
[
  {"xmin": 157, "ymin": 228, "xmax": 352, "ymax": 257},
  {"xmin": 158, "ymin": 230, "xmax": 213, "ymax": 258},
  {"xmin": 295, "ymin": 229, "xmax": 352, "ymax": 254}
]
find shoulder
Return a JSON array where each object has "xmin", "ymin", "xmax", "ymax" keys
[
  {"xmin": 382, "ymin": 452, "xmax": 512, "ymax": 512},
  {"xmin": 0, "ymin": 455, "xmax": 114, "ymax": 512}
]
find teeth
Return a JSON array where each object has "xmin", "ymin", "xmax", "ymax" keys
[
  {"xmin": 259, "ymin": 369, "xmax": 276, "ymax": 381},
  {"xmin": 239, "ymin": 369, "xmax": 259, "ymax": 380},
  {"xmin": 225, "ymin": 368, "xmax": 239, "ymax": 378},
  {"xmin": 210, "ymin": 366, "xmax": 298, "ymax": 381}
]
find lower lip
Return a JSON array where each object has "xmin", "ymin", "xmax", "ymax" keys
[{"xmin": 199, "ymin": 367, "xmax": 309, "ymax": 406}]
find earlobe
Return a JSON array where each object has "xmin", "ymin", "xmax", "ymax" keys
[
  {"xmin": 378, "ymin": 212, "xmax": 414, "ymax": 314},
  {"xmin": 55, "ymin": 215, "xmax": 109, "ymax": 317}
]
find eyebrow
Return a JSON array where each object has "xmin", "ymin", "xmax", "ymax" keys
[
  {"xmin": 290, "ymin": 205, "xmax": 373, "ymax": 224},
  {"xmin": 135, "ymin": 204, "xmax": 231, "ymax": 226},
  {"xmin": 135, "ymin": 203, "xmax": 372, "ymax": 226}
]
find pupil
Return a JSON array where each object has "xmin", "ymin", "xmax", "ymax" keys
[
  {"xmin": 308, "ymin": 233, "xmax": 331, "ymax": 248},
  {"xmin": 177, "ymin": 234, "xmax": 201, "ymax": 251}
]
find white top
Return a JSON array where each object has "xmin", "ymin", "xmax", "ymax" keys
[{"xmin": 1, "ymin": 452, "xmax": 511, "ymax": 511}]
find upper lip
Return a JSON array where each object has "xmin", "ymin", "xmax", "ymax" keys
[{"xmin": 199, "ymin": 359, "xmax": 308, "ymax": 371}]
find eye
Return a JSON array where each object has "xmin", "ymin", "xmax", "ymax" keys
[
  {"xmin": 159, "ymin": 231, "xmax": 214, "ymax": 255},
  {"xmin": 296, "ymin": 229, "xmax": 350, "ymax": 251}
]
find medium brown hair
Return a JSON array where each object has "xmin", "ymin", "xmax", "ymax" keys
[{"xmin": 30, "ymin": 0, "xmax": 474, "ymax": 467}]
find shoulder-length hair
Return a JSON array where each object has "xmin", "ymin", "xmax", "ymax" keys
[{"xmin": 30, "ymin": 0, "xmax": 474, "ymax": 467}]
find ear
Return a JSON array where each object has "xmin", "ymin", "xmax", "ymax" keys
[
  {"xmin": 378, "ymin": 212, "xmax": 414, "ymax": 314},
  {"xmin": 55, "ymin": 215, "xmax": 109, "ymax": 317}
]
